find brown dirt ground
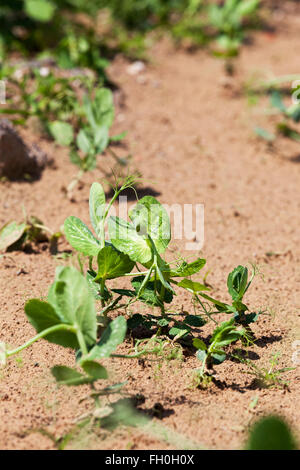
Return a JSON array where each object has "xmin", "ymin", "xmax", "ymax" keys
[{"xmin": 0, "ymin": 4, "xmax": 299, "ymax": 450}]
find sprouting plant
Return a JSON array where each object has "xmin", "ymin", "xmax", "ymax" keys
[
  {"xmin": 0, "ymin": 266, "xmax": 129, "ymax": 415},
  {"xmin": 193, "ymin": 318, "xmax": 247, "ymax": 382},
  {"xmin": 0, "ymin": 212, "xmax": 61, "ymax": 254},
  {"xmin": 66, "ymin": 87, "xmax": 127, "ymax": 197},
  {"xmin": 237, "ymin": 353, "xmax": 295, "ymax": 389},
  {"xmin": 257, "ymin": 89, "xmax": 300, "ymax": 143},
  {"xmin": 208, "ymin": 0, "xmax": 260, "ymax": 58}
]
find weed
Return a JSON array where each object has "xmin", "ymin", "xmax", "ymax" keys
[{"xmin": 236, "ymin": 352, "xmax": 295, "ymax": 389}]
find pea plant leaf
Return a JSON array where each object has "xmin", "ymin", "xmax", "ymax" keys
[
  {"xmin": 95, "ymin": 246, "xmax": 134, "ymax": 281},
  {"xmin": 129, "ymin": 196, "xmax": 171, "ymax": 255},
  {"xmin": 51, "ymin": 365, "xmax": 94, "ymax": 386},
  {"xmin": 178, "ymin": 279, "xmax": 210, "ymax": 293},
  {"xmin": 48, "ymin": 121, "xmax": 74, "ymax": 146},
  {"xmin": 47, "ymin": 266, "xmax": 97, "ymax": 348},
  {"xmin": 0, "ymin": 221, "xmax": 26, "ymax": 252},
  {"xmin": 89, "ymin": 182, "xmax": 106, "ymax": 239},
  {"xmin": 25, "ymin": 0, "xmax": 56, "ymax": 22},
  {"xmin": 81, "ymin": 361, "xmax": 108, "ymax": 380},
  {"xmin": 108, "ymin": 216, "xmax": 153, "ymax": 264},
  {"xmin": 64, "ymin": 216, "xmax": 101, "ymax": 257},
  {"xmin": 131, "ymin": 276, "xmax": 173, "ymax": 306},
  {"xmin": 86, "ymin": 316, "xmax": 127, "ymax": 361},
  {"xmin": 108, "ymin": 196, "xmax": 171, "ymax": 266},
  {"xmin": 227, "ymin": 265, "xmax": 249, "ymax": 301},
  {"xmin": 25, "ymin": 299, "xmax": 78, "ymax": 349},
  {"xmin": 170, "ymin": 258, "xmax": 206, "ymax": 277}
]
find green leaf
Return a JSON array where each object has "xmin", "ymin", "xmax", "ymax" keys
[
  {"xmin": 270, "ymin": 91, "xmax": 287, "ymax": 113},
  {"xmin": 86, "ymin": 271, "xmax": 102, "ymax": 300},
  {"xmin": 48, "ymin": 266, "xmax": 97, "ymax": 348},
  {"xmin": 169, "ymin": 324, "xmax": 190, "ymax": 338},
  {"xmin": 129, "ymin": 196, "xmax": 171, "ymax": 255},
  {"xmin": 87, "ymin": 316, "xmax": 127, "ymax": 361},
  {"xmin": 227, "ymin": 265, "xmax": 248, "ymax": 301},
  {"xmin": 48, "ymin": 121, "xmax": 74, "ymax": 146},
  {"xmin": 170, "ymin": 258, "xmax": 206, "ymax": 277},
  {"xmin": 76, "ymin": 129, "xmax": 91, "ymax": 153},
  {"xmin": 178, "ymin": 279, "xmax": 210, "ymax": 293},
  {"xmin": 94, "ymin": 88, "xmax": 114, "ymax": 128},
  {"xmin": 193, "ymin": 338, "xmax": 207, "ymax": 351},
  {"xmin": 25, "ymin": 0, "xmax": 56, "ymax": 22},
  {"xmin": 51, "ymin": 365, "xmax": 92, "ymax": 386},
  {"xmin": 0, "ymin": 221, "xmax": 26, "ymax": 252},
  {"xmin": 64, "ymin": 216, "xmax": 100, "ymax": 257},
  {"xmin": 247, "ymin": 416, "xmax": 297, "ymax": 450},
  {"xmin": 95, "ymin": 246, "xmax": 134, "ymax": 280},
  {"xmin": 127, "ymin": 314, "xmax": 144, "ymax": 329},
  {"xmin": 89, "ymin": 182, "xmax": 106, "ymax": 239},
  {"xmin": 81, "ymin": 361, "xmax": 108, "ymax": 380},
  {"xmin": 108, "ymin": 216, "xmax": 152, "ymax": 265},
  {"xmin": 254, "ymin": 127, "xmax": 275, "ymax": 142},
  {"xmin": 196, "ymin": 349, "xmax": 207, "ymax": 363},
  {"xmin": 94, "ymin": 126, "xmax": 109, "ymax": 154},
  {"xmin": 24, "ymin": 299, "xmax": 78, "ymax": 349}
]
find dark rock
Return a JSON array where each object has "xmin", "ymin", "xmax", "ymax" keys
[{"xmin": 0, "ymin": 119, "xmax": 47, "ymax": 180}]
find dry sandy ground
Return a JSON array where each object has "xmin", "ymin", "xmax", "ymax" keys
[{"xmin": 0, "ymin": 3, "xmax": 299, "ymax": 450}]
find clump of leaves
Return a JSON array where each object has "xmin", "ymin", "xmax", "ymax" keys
[
  {"xmin": 255, "ymin": 89, "xmax": 300, "ymax": 144},
  {"xmin": 1, "ymin": 265, "xmax": 129, "ymax": 415},
  {"xmin": 193, "ymin": 318, "xmax": 247, "ymax": 382},
  {"xmin": 208, "ymin": 0, "xmax": 260, "ymax": 58},
  {"xmin": 0, "ymin": 213, "xmax": 61, "ymax": 254},
  {"xmin": 64, "ymin": 179, "xmax": 209, "ymax": 333}
]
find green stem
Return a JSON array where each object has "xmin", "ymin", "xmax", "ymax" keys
[
  {"xmin": 76, "ymin": 329, "xmax": 88, "ymax": 357},
  {"xmin": 7, "ymin": 324, "xmax": 77, "ymax": 357},
  {"xmin": 100, "ymin": 277, "xmax": 106, "ymax": 309}
]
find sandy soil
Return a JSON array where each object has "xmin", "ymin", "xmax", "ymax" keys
[{"xmin": 0, "ymin": 3, "xmax": 299, "ymax": 450}]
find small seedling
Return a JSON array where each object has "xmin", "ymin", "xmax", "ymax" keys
[
  {"xmin": 0, "ymin": 213, "xmax": 61, "ymax": 254},
  {"xmin": 193, "ymin": 318, "xmax": 247, "ymax": 380},
  {"xmin": 239, "ymin": 353, "xmax": 295, "ymax": 389}
]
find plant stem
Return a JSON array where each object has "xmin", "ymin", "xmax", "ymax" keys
[{"xmin": 6, "ymin": 324, "xmax": 77, "ymax": 357}]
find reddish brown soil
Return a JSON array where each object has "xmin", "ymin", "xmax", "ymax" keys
[{"xmin": 0, "ymin": 5, "xmax": 299, "ymax": 450}]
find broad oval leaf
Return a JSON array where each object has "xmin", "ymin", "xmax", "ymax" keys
[
  {"xmin": 48, "ymin": 266, "xmax": 97, "ymax": 348},
  {"xmin": 95, "ymin": 245, "xmax": 134, "ymax": 280},
  {"xmin": 108, "ymin": 216, "xmax": 152, "ymax": 264},
  {"xmin": 81, "ymin": 361, "xmax": 108, "ymax": 380},
  {"xmin": 64, "ymin": 216, "xmax": 100, "ymax": 257},
  {"xmin": 25, "ymin": 299, "xmax": 78, "ymax": 349},
  {"xmin": 89, "ymin": 182, "xmax": 106, "ymax": 239},
  {"xmin": 25, "ymin": 0, "xmax": 56, "ymax": 22},
  {"xmin": 51, "ymin": 365, "xmax": 92, "ymax": 386},
  {"xmin": 87, "ymin": 316, "xmax": 126, "ymax": 361},
  {"xmin": 129, "ymin": 196, "xmax": 171, "ymax": 255}
]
